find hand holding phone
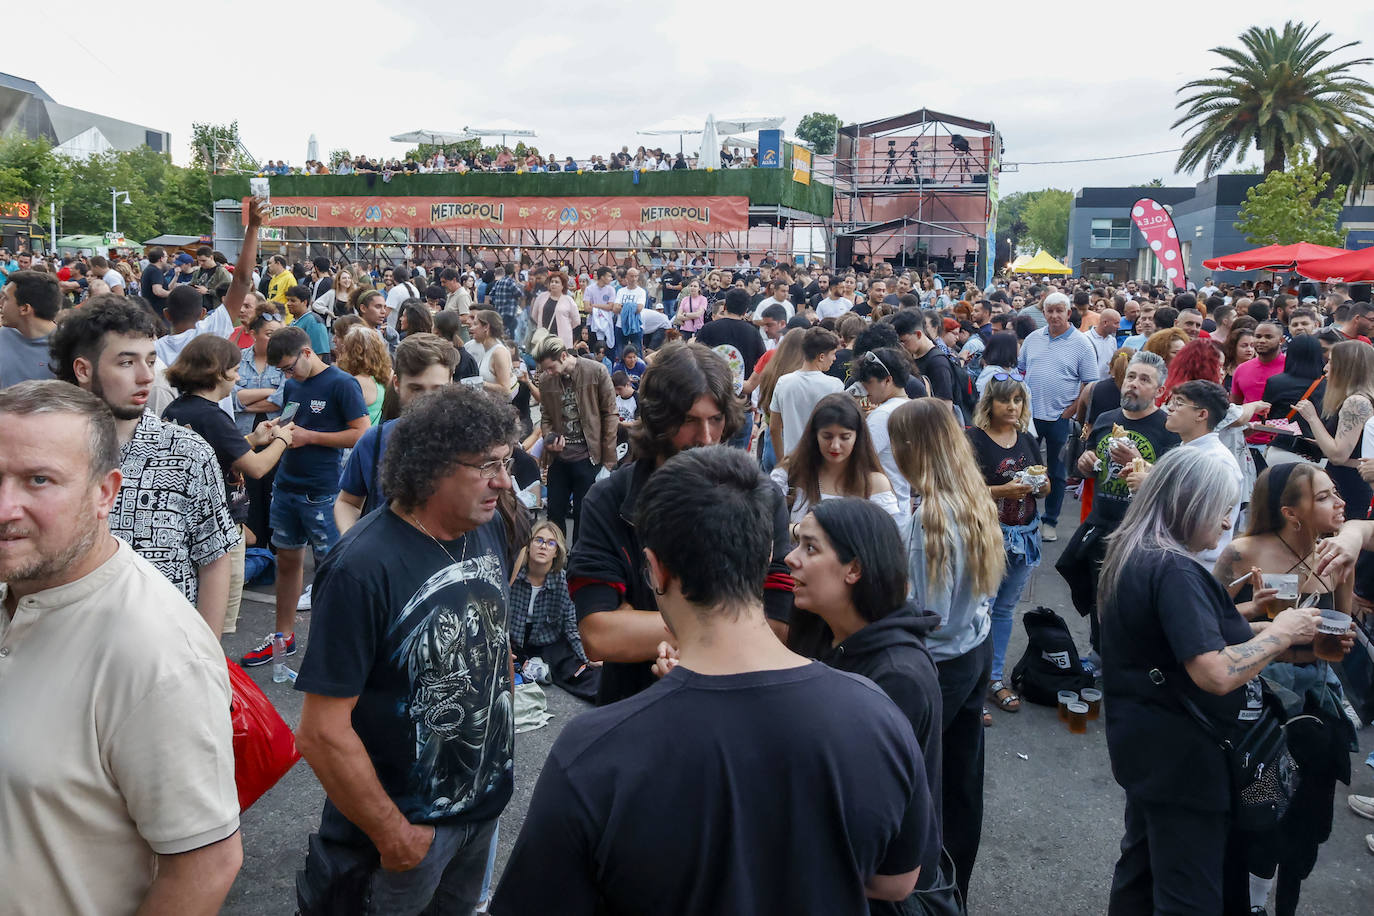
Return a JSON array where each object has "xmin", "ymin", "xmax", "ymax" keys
[{"xmin": 278, "ymin": 401, "xmax": 300, "ymax": 423}]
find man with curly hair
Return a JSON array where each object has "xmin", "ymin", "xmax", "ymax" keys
[{"xmin": 294, "ymin": 386, "xmax": 517, "ymax": 916}]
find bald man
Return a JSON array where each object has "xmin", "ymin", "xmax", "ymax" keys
[{"xmin": 1086, "ymin": 308, "xmax": 1121, "ymax": 376}]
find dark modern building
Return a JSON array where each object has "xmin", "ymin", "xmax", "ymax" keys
[
  {"xmin": 1067, "ymin": 175, "xmax": 1374, "ymax": 284},
  {"xmin": 0, "ymin": 72, "xmax": 170, "ymax": 157}
]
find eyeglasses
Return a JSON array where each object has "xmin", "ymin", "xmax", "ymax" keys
[
  {"xmin": 278, "ymin": 352, "xmax": 305, "ymax": 375},
  {"xmin": 532, "ymin": 536, "xmax": 558, "ymax": 548},
  {"xmin": 989, "ymin": 370, "xmax": 1025, "ymax": 382},
  {"xmin": 460, "ymin": 454, "xmax": 515, "ymax": 479}
]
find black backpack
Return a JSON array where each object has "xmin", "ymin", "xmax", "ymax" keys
[
  {"xmin": 1010, "ymin": 606, "xmax": 1096, "ymax": 706},
  {"xmin": 941, "ymin": 351, "xmax": 978, "ymax": 422}
]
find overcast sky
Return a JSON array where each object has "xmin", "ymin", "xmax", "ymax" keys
[{"xmin": 17, "ymin": 2, "xmax": 1374, "ymax": 196}]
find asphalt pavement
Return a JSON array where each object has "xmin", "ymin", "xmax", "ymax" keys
[{"xmin": 221, "ymin": 521, "xmax": 1374, "ymax": 915}]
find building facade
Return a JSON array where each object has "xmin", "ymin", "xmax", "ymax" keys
[
  {"xmin": 0, "ymin": 72, "xmax": 170, "ymax": 157},
  {"xmin": 1068, "ymin": 175, "xmax": 1374, "ymax": 285}
]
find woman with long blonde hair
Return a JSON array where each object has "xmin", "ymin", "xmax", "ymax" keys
[
  {"xmin": 334, "ymin": 325, "xmax": 392, "ymax": 426},
  {"xmin": 1294, "ymin": 339, "xmax": 1374, "ymax": 515},
  {"xmin": 889, "ymin": 396, "xmax": 1004, "ymax": 902},
  {"xmin": 748, "ymin": 330, "xmax": 806, "ymax": 471}
]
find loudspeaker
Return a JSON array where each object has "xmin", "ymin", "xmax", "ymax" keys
[{"xmin": 835, "ymin": 235, "xmax": 855, "ymax": 269}]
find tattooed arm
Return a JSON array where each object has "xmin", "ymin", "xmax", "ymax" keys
[
  {"xmin": 1184, "ymin": 606, "xmax": 1321, "ymax": 695},
  {"xmin": 1295, "ymin": 393, "xmax": 1371, "ymax": 465}
]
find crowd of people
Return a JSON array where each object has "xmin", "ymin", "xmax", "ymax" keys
[
  {"xmin": 256, "ymin": 143, "xmax": 764, "ymax": 177},
  {"xmin": 3, "ymin": 211, "xmax": 1374, "ymax": 915}
]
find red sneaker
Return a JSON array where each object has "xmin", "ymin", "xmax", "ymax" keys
[{"xmin": 241, "ymin": 632, "xmax": 295, "ymax": 667}]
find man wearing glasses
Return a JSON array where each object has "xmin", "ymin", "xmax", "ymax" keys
[
  {"xmin": 294, "ymin": 385, "xmax": 518, "ymax": 915},
  {"xmin": 240, "ymin": 325, "xmax": 368, "ymax": 666}
]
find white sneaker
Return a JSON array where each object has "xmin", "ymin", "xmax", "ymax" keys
[
  {"xmin": 1042, "ymin": 524, "xmax": 1058, "ymax": 542},
  {"xmin": 1366, "ymin": 834, "xmax": 1374, "ymax": 855},
  {"xmin": 1349, "ymin": 794, "xmax": 1374, "ymax": 821},
  {"xmin": 297, "ymin": 585, "xmax": 313, "ymax": 611}
]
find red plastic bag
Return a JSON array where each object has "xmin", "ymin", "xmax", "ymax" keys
[{"xmin": 227, "ymin": 659, "xmax": 301, "ymax": 811}]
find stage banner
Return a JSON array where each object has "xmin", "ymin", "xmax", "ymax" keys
[
  {"xmin": 791, "ymin": 145, "xmax": 812, "ymax": 185},
  {"xmin": 758, "ymin": 130, "xmax": 782, "ymax": 168},
  {"xmin": 1131, "ymin": 198, "xmax": 1187, "ymax": 289},
  {"xmin": 984, "ymin": 130, "xmax": 1002, "ymax": 289},
  {"xmin": 245, "ymin": 196, "xmax": 751, "ymax": 233}
]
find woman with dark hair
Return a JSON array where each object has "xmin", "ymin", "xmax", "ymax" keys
[
  {"xmin": 771, "ymin": 392, "xmax": 899, "ymax": 528},
  {"xmin": 1099, "ymin": 449, "xmax": 1319, "ymax": 916},
  {"xmin": 1261, "ymin": 334, "xmax": 1327, "ymax": 462},
  {"xmin": 785, "ymin": 498, "xmax": 949, "ymax": 909},
  {"xmin": 974, "ymin": 331, "xmax": 1019, "ymax": 395},
  {"xmin": 396, "ymin": 299, "xmax": 433, "ymax": 338},
  {"xmin": 531, "ymin": 272, "xmax": 579, "ymax": 347},
  {"xmin": 968, "ymin": 375, "xmax": 1049, "ymax": 714},
  {"xmin": 164, "ymin": 333, "xmax": 295, "ymax": 637},
  {"xmin": 1222, "ymin": 327, "xmax": 1256, "ymax": 392},
  {"xmin": 1215, "ymin": 462, "xmax": 1356, "ymax": 915}
]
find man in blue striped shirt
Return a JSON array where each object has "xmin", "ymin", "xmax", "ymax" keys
[{"xmin": 1017, "ymin": 292, "xmax": 1098, "ymax": 541}]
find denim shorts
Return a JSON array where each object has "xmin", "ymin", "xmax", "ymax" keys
[{"xmin": 270, "ymin": 487, "xmax": 338, "ymax": 563}]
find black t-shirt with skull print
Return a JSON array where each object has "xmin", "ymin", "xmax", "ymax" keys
[{"xmin": 296, "ymin": 507, "xmax": 512, "ymax": 847}]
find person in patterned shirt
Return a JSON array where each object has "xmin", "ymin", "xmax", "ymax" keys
[{"xmin": 49, "ymin": 296, "xmax": 238, "ymax": 636}]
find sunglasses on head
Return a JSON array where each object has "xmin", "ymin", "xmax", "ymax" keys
[
  {"xmin": 989, "ymin": 370, "xmax": 1024, "ymax": 382},
  {"xmin": 862, "ymin": 350, "xmax": 890, "ymax": 376}
]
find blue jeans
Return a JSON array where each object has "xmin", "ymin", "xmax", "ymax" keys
[
  {"xmin": 477, "ymin": 822, "xmax": 499, "ymax": 907},
  {"xmin": 989, "ymin": 551, "xmax": 1035, "ymax": 682},
  {"xmin": 1033, "ymin": 416, "xmax": 1070, "ymax": 526},
  {"xmin": 729, "ymin": 412, "xmax": 754, "ymax": 451},
  {"xmin": 269, "ymin": 487, "xmax": 339, "ymax": 566},
  {"xmin": 760, "ymin": 426, "xmax": 777, "ymax": 472}
]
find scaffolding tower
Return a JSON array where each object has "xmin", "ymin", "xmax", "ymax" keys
[{"xmin": 832, "ymin": 109, "xmax": 1002, "ymax": 281}]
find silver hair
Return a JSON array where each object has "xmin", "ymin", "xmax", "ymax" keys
[
  {"xmin": 0, "ymin": 379, "xmax": 119, "ymax": 480},
  {"xmin": 1098, "ymin": 448, "xmax": 1240, "ymax": 610},
  {"xmin": 1128, "ymin": 349, "xmax": 1168, "ymax": 391},
  {"xmin": 1043, "ymin": 292, "xmax": 1071, "ymax": 310}
]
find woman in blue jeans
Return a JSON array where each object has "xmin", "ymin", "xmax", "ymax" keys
[{"xmin": 966, "ymin": 375, "xmax": 1049, "ymax": 715}]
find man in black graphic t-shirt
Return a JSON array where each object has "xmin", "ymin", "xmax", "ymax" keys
[{"xmin": 295, "ymin": 386, "xmax": 518, "ymax": 915}]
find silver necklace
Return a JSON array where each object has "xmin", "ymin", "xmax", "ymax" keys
[{"xmin": 408, "ymin": 512, "xmax": 469, "ymax": 568}]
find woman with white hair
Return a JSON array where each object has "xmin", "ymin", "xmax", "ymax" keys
[{"xmin": 1099, "ymin": 447, "xmax": 1321, "ymax": 915}]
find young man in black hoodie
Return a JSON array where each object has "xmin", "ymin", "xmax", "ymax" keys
[{"xmin": 568, "ymin": 341, "xmax": 795, "ymax": 705}]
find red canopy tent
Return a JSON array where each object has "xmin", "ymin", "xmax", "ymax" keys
[
  {"xmin": 1202, "ymin": 242, "xmax": 1347, "ymax": 272},
  {"xmin": 1294, "ymin": 246, "xmax": 1374, "ymax": 283}
]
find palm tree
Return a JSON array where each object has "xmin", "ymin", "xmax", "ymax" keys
[
  {"xmin": 1173, "ymin": 21, "xmax": 1374, "ymax": 177},
  {"xmin": 1314, "ymin": 129, "xmax": 1374, "ymax": 199}
]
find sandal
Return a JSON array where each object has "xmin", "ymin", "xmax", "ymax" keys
[
  {"xmin": 982, "ymin": 706, "xmax": 993, "ymax": 727},
  {"xmin": 988, "ymin": 680, "xmax": 1021, "ymax": 713}
]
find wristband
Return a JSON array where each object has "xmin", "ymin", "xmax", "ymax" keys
[{"xmin": 273, "ymin": 435, "xmax": 289, "ymax": 446}]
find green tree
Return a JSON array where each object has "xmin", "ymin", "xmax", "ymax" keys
[
  {"xmin": 328, "ymin": 148, "xmax": 352, "ymax": 169},
  {"xmin": 795, "ymin": 112, "xmax": 841, "ymax": 155},
  {"xmin": 0, "ymin": 134, "xmax": 65, "ymax": 215},
  {"xmin": 1174, "ymin": 21, "xmax": 1374, "ymax": 176},
  {"xmin": 1021, "ymin": 189, "xmax": 1073, "ymax": 257},
  {"xmin": 1314, "ymin": 129, "xmax": 1374, "ymax": 200},
  {"xmin": 1235, "ymin": 156, "xmax": 1346, "ymax": 246},
  {"xmin": 191, "ymin": 121, "xmax": 257, "ymax": 173}
]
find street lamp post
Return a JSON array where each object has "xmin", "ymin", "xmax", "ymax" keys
[{"xmin": 111, "ymin": 188, "xmax": 131, "ymax": 233}]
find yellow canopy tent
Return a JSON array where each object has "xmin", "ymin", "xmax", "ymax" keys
[
  {"xmin": 1010, "ymin": 249, "xmax": 1072, "ymax": 275},
  {"xmin": 1009, "ymin": 253, "xmax": 1032, "ymax": 272}
]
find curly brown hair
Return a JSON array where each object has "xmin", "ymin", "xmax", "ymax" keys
[{"xmin": 334, "ymin": 325, "xmax": 392, "ymax": 384}]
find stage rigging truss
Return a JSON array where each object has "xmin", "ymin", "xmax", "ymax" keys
[{"xmin": 832, "ymin": 109, "xmax": 1002, "ymax": 281}]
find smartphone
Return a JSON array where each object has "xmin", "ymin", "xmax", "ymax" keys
[
  {"xmin": 278, "ymin": 401, "xmax": 300, "ymax": 423},
  {"xmin": 1262, "ymin": 573, "xmax": 1300, "ymax": 602}
]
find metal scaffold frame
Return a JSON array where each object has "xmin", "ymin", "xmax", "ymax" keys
[{"xmin": 832, "ymin": 109, "xmax": 1001, "ymax": 277}]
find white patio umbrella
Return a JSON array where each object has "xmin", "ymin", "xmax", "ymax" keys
[
  {"xmin": 307, "ymin": 133, "xmax": 319, "ymax": 162},
  {"xmin": 700, "ymin": 114, "xmax": 720, "ymax": 170},
  {"xmin": 638, "ymin": 117, "xmax": 704, "ymax": 154},
  {"xmin": 714, "ymin": 115, "xmax": 785, "ymax": 135},
  {"xmin": 389, "ymin": 129, "xmax": 475, "ymax": 146},
  {"xmin": 463, "ymin": 123, "xmax": 538, "ymax": 147}
]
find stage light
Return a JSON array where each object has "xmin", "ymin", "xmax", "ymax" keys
[{"xmin": 949, "ymin": 135, "xmax": 971, "ymax": 154}]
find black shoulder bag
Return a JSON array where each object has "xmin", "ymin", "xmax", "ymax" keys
[{"xmin": 1146, "ymin": 668, "xmax": 1299, "ymax": 834}]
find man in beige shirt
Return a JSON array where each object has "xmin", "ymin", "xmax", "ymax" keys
[{"xmin": 0, "ymin": 380, "xmax": 242, "ymax": 916}]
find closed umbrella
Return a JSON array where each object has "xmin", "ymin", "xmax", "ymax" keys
[{"xmin": 700, "ymin": 114, "xmax": 720, "ymax": 170}]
